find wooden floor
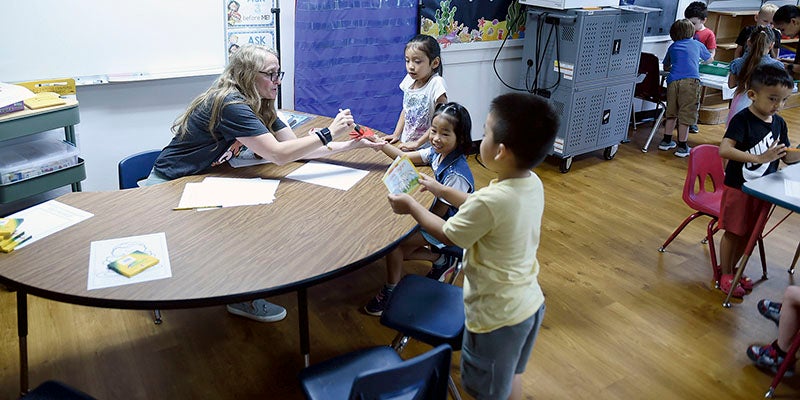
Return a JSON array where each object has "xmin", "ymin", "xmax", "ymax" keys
[{"xmin": 2, "ymin": 109, "xmax": 800, "ymax": 399}]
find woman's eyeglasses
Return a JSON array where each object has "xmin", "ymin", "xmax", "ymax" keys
[{"xmin": 259, "ymin": 70, "xmax": 285, "ymax": 83}]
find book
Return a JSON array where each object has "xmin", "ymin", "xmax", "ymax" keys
[
  {"xmin": 0, "ymin": 101, "xmax": 23, "ymax": 115},
  {"xmin": 382, "ymin": 156, "xmax": 421, "ymax": 194},
  {"xmin": 107, "ymin": 250, "xmax": 160, "ymax": 278}
]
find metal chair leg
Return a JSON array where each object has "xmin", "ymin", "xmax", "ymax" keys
[
  {"xmin": 448, "ymin": 376, "xmax": 463, "ymax": 400},
  {"xmin": 153, "ymin": 309, "xmax": 162, "ymax": 325},
  {"xmin": 391, "ymin": 333, "xmax": 410, "ymax": 354},
  {"xmin": 789, "ymin": 241, "xmax": 800, "ymax": 275}
]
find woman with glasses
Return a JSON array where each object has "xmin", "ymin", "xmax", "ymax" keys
[{"xmin": 145, "ymin": 44, "xmax": 383, "ymax": 322}]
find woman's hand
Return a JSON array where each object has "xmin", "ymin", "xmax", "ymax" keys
[
  {"xmin": 328, "ymin": 109, "xmax": 355, "ymax": 139},
  {"xmin": 418, "ymin": 173, "xmax": 444, "ymax": 196}
]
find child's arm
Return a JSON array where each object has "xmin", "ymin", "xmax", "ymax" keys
[
  {"xmin": 379, "ymin": 142, "xmax": 424, "ymax": 164},
  {"xmin": 727, "ymin": 72, "xmax": 738, "ymax": 89},
  {"xmin": 418, "ymin": 173, "xmax": 468, "ymax": 209},
  {"xmin": 387, "ymin": 193, "xmax": 455, "ymax": 246},
  {"xmin": 719, "ymin": 137, "xmax": 787, "ymax": 165},
  {"xmin": 399, "ymin": 130, "xmax": 429, "ymax": 151},
  {"xmin": 734, "ymin": 45, "xmax": 744, "ymax": 59},
  {"xmin": 385, "ymin": 110, "xmax": 405, "ymax": 144}
]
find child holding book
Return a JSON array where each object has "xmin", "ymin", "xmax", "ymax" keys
[
  {"xmin": 364, "ymin": 102, "xmax": 474, "ymax": 316},
  {"xmin": 387, "ymin": 92, "xmax": 558, "ymax": 399}
]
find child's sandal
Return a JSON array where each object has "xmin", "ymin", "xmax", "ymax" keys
[{"xmin": 721, "ymin": 274, "xmax": 746, "ymax": 298}]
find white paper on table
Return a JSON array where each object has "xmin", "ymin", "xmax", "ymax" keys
[
  {"xmin": 5, "ymin": 200, "xmax": 93, "ymax": 249},
  {"xmin": 201, "ymin": 177, "xmax": 279, "ymax": 206},
  {"xmin": 285, "ymin": 161, "xmax": 369, "ymax": 191},
  {"xmin": 0, "ymin": 82, "xmax": 35, "ymax": 108},
  {"xmin": 88, "ymin": 232, "xmax": 172, "ymax": 290},
  {"xmin": 786, "ymin": 179, "xmax": 800, "ymax": 198},
  {"xmin": 176, "ymin": 178, "xmax": 279, "ymax": 209}
]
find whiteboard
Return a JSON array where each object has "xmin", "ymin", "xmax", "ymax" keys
[{"xmin": 0, "ymin": 0, "xmax": 226, "ymax": 84}]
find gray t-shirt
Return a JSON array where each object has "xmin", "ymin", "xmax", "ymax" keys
[{"xmin": 154, "ymin": 93, "xmax": 286, "ymax": 179}]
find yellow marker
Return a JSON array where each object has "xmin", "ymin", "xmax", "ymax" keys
[{"xmin": 0, "ymin": 234, "xmax": 31, "ymax": 253}]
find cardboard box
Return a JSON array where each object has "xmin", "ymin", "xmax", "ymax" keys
[{"xmin": 699, "ymin": 102, "xmax": 729, "ymax": 125}]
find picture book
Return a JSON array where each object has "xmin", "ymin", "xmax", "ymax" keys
[{"xmin": 382, "ymin": 156, "xmax": 421, "ymax": 194}]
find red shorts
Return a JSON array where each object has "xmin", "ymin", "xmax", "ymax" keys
[{"xmin": 719, "ymin": 185, "xmax": 769, "ymax": 237}]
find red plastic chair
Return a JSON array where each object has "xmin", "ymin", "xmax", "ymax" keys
[{"xmin": 658, "ymin": 144, "xmax": 766, "ymax": 287}]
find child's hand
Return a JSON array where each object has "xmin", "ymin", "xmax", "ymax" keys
[
  {"xmin": 387, "ymin": 193, "xmax": 416, "ymax": 214},
  {"xmin": 757, "ymin": 141, "xmax": 787, "ymax": 164},
  {"xmin": 384, "ymin": 134, "xmax": 400, "ymax": 144},
  {"xmin": 399, "ymin": 142, "xmax": 419, "ymax": 151},
  {"xmin": 418, "ymin": 173, "xmax": 444, "ymax": 196},
  {"xmin": 351, "ymin": 136, "xmax": 387, "ymax": 150}
]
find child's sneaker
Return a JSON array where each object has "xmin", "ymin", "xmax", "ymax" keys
[
  {"xmin": 720, "ymin": 274, "xmax": 746, "ymax": 298},
  {"xmin": 674, "ymin": 146, "xmax": 691, "ymax": 158},
  {"xmin": 758, "ymin": 299, "xmax": 782, "ymax": 326},
  {"xmin": 226, "ymin": 299, "xmax": 287, "ymax": 322},
  {"xmin": 364, "ymin": 285, "xmax": 393, "ymax": 316},
  {"xmin": 658, "ymin": 139, "xmax": 677, "ymax": 151},
  {"xmin": 426, "ymin": 255, "xmax": 456, "ymax": 282},
  {"xmin": 747, "ymin": 343, "xmax": 795, "ymax": 376},
  {"xmin": 689, "ymin": 124, "xmax": 699, "ymax": 133}
]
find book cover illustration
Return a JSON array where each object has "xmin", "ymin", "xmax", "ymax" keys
[
  {"xmin": 382, "ymin": 156, "xmax": 421, "ymax": 194},
  {"xmin": 107, "ymin": 250, "xmax": 160, "ymax": 278}
]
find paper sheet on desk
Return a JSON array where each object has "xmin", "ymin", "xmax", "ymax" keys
[
  {"xmin": 88, "ymin": 232, "xmax": 171, "ymax": 290},
  {"xmin": 5, "ymin": 200, "xmax": 93, "ymax": 249},
  {"xmin": 786, "ymin": 179, "xmax": 800, "ymax": 198},
  {"xmin": 176, "ymin": 177, "xmax": 279, "ymax": 209},
  {"xmin": 285, "ymin": 161, "xmax": 369, "ymax": 191}
]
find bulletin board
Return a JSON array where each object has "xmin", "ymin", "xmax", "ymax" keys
[{"xmin": 0, "ymin": 0, "xmax": 227, "ymax": 84}]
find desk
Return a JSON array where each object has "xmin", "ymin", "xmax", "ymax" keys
[
  {"xmin": 0, "ymin": 115, "xmax": 431, "ymax": 394},
  {"xmin": 723, "ymin": 164, "xmax": 800, "ymax": 307}
]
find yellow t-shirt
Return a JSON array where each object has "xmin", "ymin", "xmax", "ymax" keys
[{"xmin": 442, "ymin": 173, "xmax": 545, "ymax": 333}]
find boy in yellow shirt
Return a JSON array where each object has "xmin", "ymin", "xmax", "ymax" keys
[{"xmin": 387, "ymin": 92, "xmax": 558, "ymax": 399}]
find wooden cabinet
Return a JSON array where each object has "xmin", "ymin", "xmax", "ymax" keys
[
  {"xmin": 706, "ymin": 9, "xmax": 755, "ymax": 63},
  {"xmin": 0, "ymin": 100, "xmax": 85, "ymax": 203}
]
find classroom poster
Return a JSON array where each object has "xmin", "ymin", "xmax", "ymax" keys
[
  {"xmin": 224, "ymin": 0, "xmax": 277, "ymax": 61},
  {"xmin": 420, "ymin": 0, "xmax": 525, "ymax": 46}
]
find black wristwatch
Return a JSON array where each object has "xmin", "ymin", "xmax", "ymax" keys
[{"xmin": 319, "ymin": 127, "xmax": 332, "ymax": 143}]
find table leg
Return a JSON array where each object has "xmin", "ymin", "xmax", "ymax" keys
[
  {"xmin": 17, "ymin": 290, "xmax": 29, "ymax": 396},
  {"xmin": 297, "ymin": 288, "xmax": 310, "ymax": 367},
  {"xmin": 790, "ymin": 242, "xmax": 800, "ymax": 275},
  {"xmin": 723, "ymin": 201, "xmax": 771, "ymax": 308}
]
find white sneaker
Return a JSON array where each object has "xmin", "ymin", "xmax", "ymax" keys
[{"xmin": 227, "ymin": 299, "xmax": 287, "ymax": 322}]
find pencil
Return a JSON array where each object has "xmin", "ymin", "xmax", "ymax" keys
[{"xmin": 172, "ymin": 205, "xmax": 223, "ymax": 211}]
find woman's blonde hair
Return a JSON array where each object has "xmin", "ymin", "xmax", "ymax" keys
[{"xmin": 172, "ymin": 44, "xmax": 278, "ymax": 139}]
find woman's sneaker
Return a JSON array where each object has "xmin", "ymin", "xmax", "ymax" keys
[
  {"xmin": 747, "ymin": 343, "xmax": 794, "ymax": 376},
  {"xmin": 758, "ymin": 299, "xmax": 782, "ymax": 326},
  {"xmin": 227, "ymin": 299, "xmax": 287, "ymax": 322},
  {"xmin": 364, "ymin": 285, "xmax": 394, "ymax": 316}
]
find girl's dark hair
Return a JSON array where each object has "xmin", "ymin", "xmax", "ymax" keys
[
  {"xmin": 433, "ymin": 102, "xmax": 472, "ymax": 155},
  {"xmin": 773, "ymin": 5, "xmax": 800, "ymax": 24},
  {"xmin": 670, "ymin": 19, "xmax": 695, "ymax": 41},
  {"xmin": 406, "ymin": 34, "xmax": 443, "ymax": 77},
  {"xmin": 736, "ymin": 26, "xmax": 776, "ymax": 96}
]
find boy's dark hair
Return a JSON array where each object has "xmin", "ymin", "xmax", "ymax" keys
[
  {"xmin": 489, "ymin": 93, "xmax": 558, "ymax": 169},
  {"xmin": 670, "ymin": 19, "xmax": 695, "ymax": 41},
  {"xmin": 684, "ymin": 1, "xmax": 708, "ymax": 20},
  {"xmin": 749, "ymin": 63, "xmax": 794, "ymax": 92},
  {"xmin": 774, "ymin": 5, "xmax": 800, "ymax": 24},
  {"xmin": 433, "ymin": 102, "xmax": 473, "ymax": 155},
  {"xmin": 406, "ymin": 34, "xmax": 443, "ymax": 77}
]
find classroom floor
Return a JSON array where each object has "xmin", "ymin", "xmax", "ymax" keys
[{"xmin": 1, "ymin": 109, "xmax": 800, "ymax": 399}]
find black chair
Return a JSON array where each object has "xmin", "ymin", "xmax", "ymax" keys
[
  {"xmin": 380, "ymin": 272, "xmax": 465, "ymax": 400},
  {"xmin": 118, "ymin": 149, "xmax": 163, "ymax": 324},
  {"xmin": 299, "ymin": 344, "xmax": 452, "ymax": 400},
  {"xmin": 22, "ymin": 380, "xmax": 96, "ymax": 399},
  {"xmin": 632, "ymin": 52, "xmax": 668, "ymax": 152}
]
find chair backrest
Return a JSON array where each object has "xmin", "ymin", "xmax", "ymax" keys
[
  {"xmin": 118, "ymin": 150, "xmax": 161, "ymax": 189},
  {"xmin": 635, "ymin": 52, "xmax": 663, "ymax": 103},
  {"xmin": 349, "ymin": 344, "xmax": 452, "ymax": 400},
  {"xmin": 682, "ymin": 144, "xmax": 725, "ymax": 215}
]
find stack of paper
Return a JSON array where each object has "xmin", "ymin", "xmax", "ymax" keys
[
  {"xmin": 176, "ymin": 177, "xmax": 280, "ymax": 209},
  {"xmin": 0, "ymin": 82, "xmax": 35, "ymax": 115}
]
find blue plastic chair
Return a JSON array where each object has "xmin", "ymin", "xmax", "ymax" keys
[
  {"xmin": 299, "ymin": 344, "xmax": 452, "ymax": 400},
  {"xmin": 380, "ymin": 271, "xmax": 465, "ymax": 400},
  {"xmin": 22, "ymin": 380, "xmax": 96, "ymax": 399},
  {"xmin": 117, "ymin": 149, "xmax": 163, "ymax": 324},
  {"xmin": 117, "ymin": 150, "xmax": 160, "ymax": 189}
]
